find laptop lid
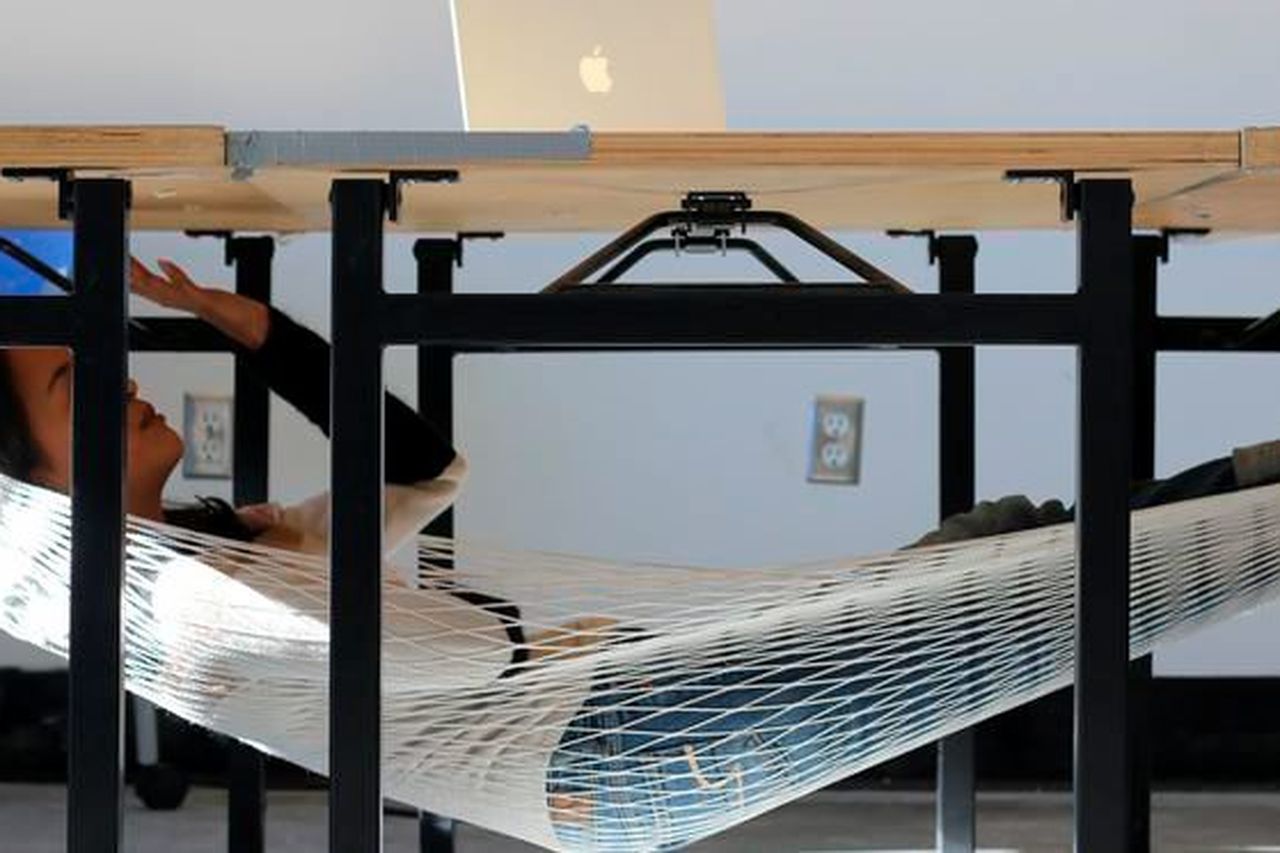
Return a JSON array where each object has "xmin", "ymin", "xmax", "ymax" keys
[{"xmin": 451, "ymin": 0, "xmax": 726, "ymax": 131}]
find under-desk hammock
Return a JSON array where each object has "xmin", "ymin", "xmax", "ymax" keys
[{"xmin": 3, "ymin": 473, "xmax": 1280, "ymax": 851}]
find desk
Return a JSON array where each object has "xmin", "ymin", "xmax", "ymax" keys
[
  {"xmin": 0, "ymin": 126, "xmax": 1277, "ymax": 232},
  {"xmin": 2, "ymin": 125, "xmax": 1277, "ymax": 853}
]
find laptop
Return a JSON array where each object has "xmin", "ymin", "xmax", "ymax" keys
[{"xmin": 450, "ymin": 0, "xmax": 726, "ymax": 131}]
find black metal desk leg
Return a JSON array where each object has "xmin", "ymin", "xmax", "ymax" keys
[
  {"xmin": 68, "ymin": 178, "xmax": 132, "ymax": 853},
  {"xmin": 229, "ymin": 235, "xmax": 276, "ymax": 853},
  {"xmin": 1075, "ymin": 179, "xmax": 1135, "ymax": 853},
  {"xmin": 330, "ymin": 179, "xmax": 388, "ymax": 852},
  {"xmin": 935, "ymin": 235, "xmax": 978, "ymax": 853},
  {"xmin": 419, "ymin": 813, "xmax": 456, "ymax": 853},
  {"xmin": 414, "ymin": 239, "xmax": 457, "ymax": 539},
  {"xmin": 414, "ymin": 237, "xmax": 458, "ymax": 853},
  {"xmin": 1126, "ymin": 234, "xmax": 1163, "ymax": 853}
]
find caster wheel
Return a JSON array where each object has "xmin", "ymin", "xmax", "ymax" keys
[{"xmin": 134, "ymin": 763, "xmax": 190, "ymax": 811}]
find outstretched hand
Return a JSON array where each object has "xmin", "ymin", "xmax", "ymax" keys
[
  {"xmin": 130, "ymin": 257, "xmax": 210, "ymax": 313},
  {"xmin": 130, "ymin": 256, "xmax": 270, "ymax": 350}
]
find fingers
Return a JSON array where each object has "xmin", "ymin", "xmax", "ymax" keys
[
  {"xmin": 130, "ymin": 256, "xmax": 171, "ymax": 297},
  {"xmin": 130, "ymin": 256, "xmax": 159, "ymax": 288},
  {"xmin": 129, "ymin": 256, "xmax": 201, "ymax": 311},
  {"xmin": 236, "ymin": 502, "xmax": 284, "ymax": 533},
  {"xmin": 157, "ymin": 258, "xmax": 196, "ymax": 288},
  {"xmin": 130, "ymin": 255, "xmax": 191, "ymax": 289}
]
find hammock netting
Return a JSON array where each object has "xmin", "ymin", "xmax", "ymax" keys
[{"xmin": 3, "ymin": 473, "xmax": 1280, "ymax": 851}]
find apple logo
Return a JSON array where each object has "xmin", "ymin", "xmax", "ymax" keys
[{"xmin": 579, "ymin": 45, "xmax": 612, "ymax": 94}]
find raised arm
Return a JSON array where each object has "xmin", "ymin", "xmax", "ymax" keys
[
  {"xmin": 133, "ymin": 258, "xmax": 456, "ymax": 483},
  {"xmin": 133, "ymin": 258, "xmax": 528, "ymax": 681},
  {"xmin": 131, "ymin": 257, "xmax": 465, "ymax": 549}
]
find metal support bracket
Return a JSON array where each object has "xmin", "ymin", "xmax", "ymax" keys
[
  {"xmin": 1152, "ymin": 227, "xmax": 1212, "ymax": 264},
  {"xmin": 226, "ymin": 129, "xmax": 591, "ymax": 180},
  {"xmin": 454, "ymin": 231, "xmax": 504, "ymax": 268},
  {"xmin": 547, "ymin": 191, "xmax": 912, "ymax": 292},
  {"xmin": 1005, "ymin": 169, "xmax": 1079, "ymax": 222},
  {"xmin": 184, "ymin": 229, "xmax": 237, "ymax": 265},
  {"xmin": 2, "ymin": 167, "xmax": 78, "ymax": 220},
  {"xmin": 410, "ymin": 231, "xmax": 504, "ymax": 269},
  {"xmin": 386, "ymin": 170, "xmax": 460, "ymax": 223},
  {"xmin": 887, "ymin": 229, "xmax": 941, "ymax": 265}
]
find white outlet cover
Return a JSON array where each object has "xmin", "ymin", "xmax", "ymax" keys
[
  {"xmin": 183, "ymin": 394, "xmax": 234, "ymax": 479},
  {"xmin": 808, "ymin": 395, "xmax": 863, "ymax": 485}
]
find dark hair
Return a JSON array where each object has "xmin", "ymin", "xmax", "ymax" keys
[
  {"xmin": 164, "ymin": 495, "xmax": 255, "ymax": 541},
  {"xmin": 1, "ymin": 353, "xmax": 253, "ymax": 542},
  {"xmin": 0, "ymin": 352, "xmax": 39, "ymax": 481}
]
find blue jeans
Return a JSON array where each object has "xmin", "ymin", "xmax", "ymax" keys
[
  {"xmin": 544, "ymin": 457, "xmax": 1239, "ymax": 851},
  {"xmin": 545, "ymin": 611, "xmax": 1035, "ymax": 851}
]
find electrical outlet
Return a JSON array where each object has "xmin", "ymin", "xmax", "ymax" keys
[
  {"xmin": 807, "ymin": 395, "xmax": 863, "ymax": 485},
  {"xmin": 183, "ymin": 394, "xmax": 234, "ymax": 479}
]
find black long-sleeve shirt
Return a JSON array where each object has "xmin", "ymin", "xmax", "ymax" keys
[
  {"xmin": 243, "ymin": 306, "xmax": 457, "ymax": 485},
  {"xmin": 163, "ymin": 306, "xmax": 456, "ymax": 536}
]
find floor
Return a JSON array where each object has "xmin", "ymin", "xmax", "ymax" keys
[{"xmin": 4, "ymin": 785, "xmax": 1280, "ymax": 851}]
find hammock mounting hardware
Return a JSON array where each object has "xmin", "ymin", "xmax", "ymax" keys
[
  {"xmin": 680, "ymin": 190, "xmax": 752, "ymax": 219},
  {"xmin": 672, "ymin": 191, "xmax": 752, "ymax": 258},
  {"xmin": 544, "ymin": 191, "xmax": 913, "ymax": 293}
]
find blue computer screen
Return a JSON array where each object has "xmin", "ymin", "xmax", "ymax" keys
[{"xmin": 0, "ymin": 230, "xmax": 72, "ymax": 295}]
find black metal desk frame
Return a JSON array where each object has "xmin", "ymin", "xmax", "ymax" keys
[{"xmin": 1, "ymin": 172, "xmax": 1264, "ymax": 853}]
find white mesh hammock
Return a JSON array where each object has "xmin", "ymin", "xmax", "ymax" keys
[{"xmin": 3, "ymin": 472, "xmax": 1280, "ymax": 851}]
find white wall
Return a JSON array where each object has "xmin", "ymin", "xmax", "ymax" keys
[{"xmin": 3, "ymin": 0, "xmax": 1280, "ymax": 674}]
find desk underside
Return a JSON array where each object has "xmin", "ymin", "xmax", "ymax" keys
[{"xmin": 0, "ymin": 126, "xmax": 1277, "ymax": 233}]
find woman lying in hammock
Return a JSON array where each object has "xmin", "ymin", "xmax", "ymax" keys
[
  {"xmin": 3, "ymin": 258, "xmax": 1279, "ymax": 850},
  {"xmin": 0, "ymin": 257, "xmax": 528, "ymax": 682}
]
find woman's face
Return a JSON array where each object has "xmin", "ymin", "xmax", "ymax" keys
[{"xmin": 3, "ymin": 348, "xmax": 184, "ymax": 517}]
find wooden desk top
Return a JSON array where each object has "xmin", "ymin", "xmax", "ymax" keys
[{"xmin": 0, "ymin": 126, "xmax": 1276, "ymax": 233}]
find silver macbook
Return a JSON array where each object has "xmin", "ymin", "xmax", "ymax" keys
[{"xmin": 450, "ymin": 0, "xmax": 726, "ymax": 131}]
